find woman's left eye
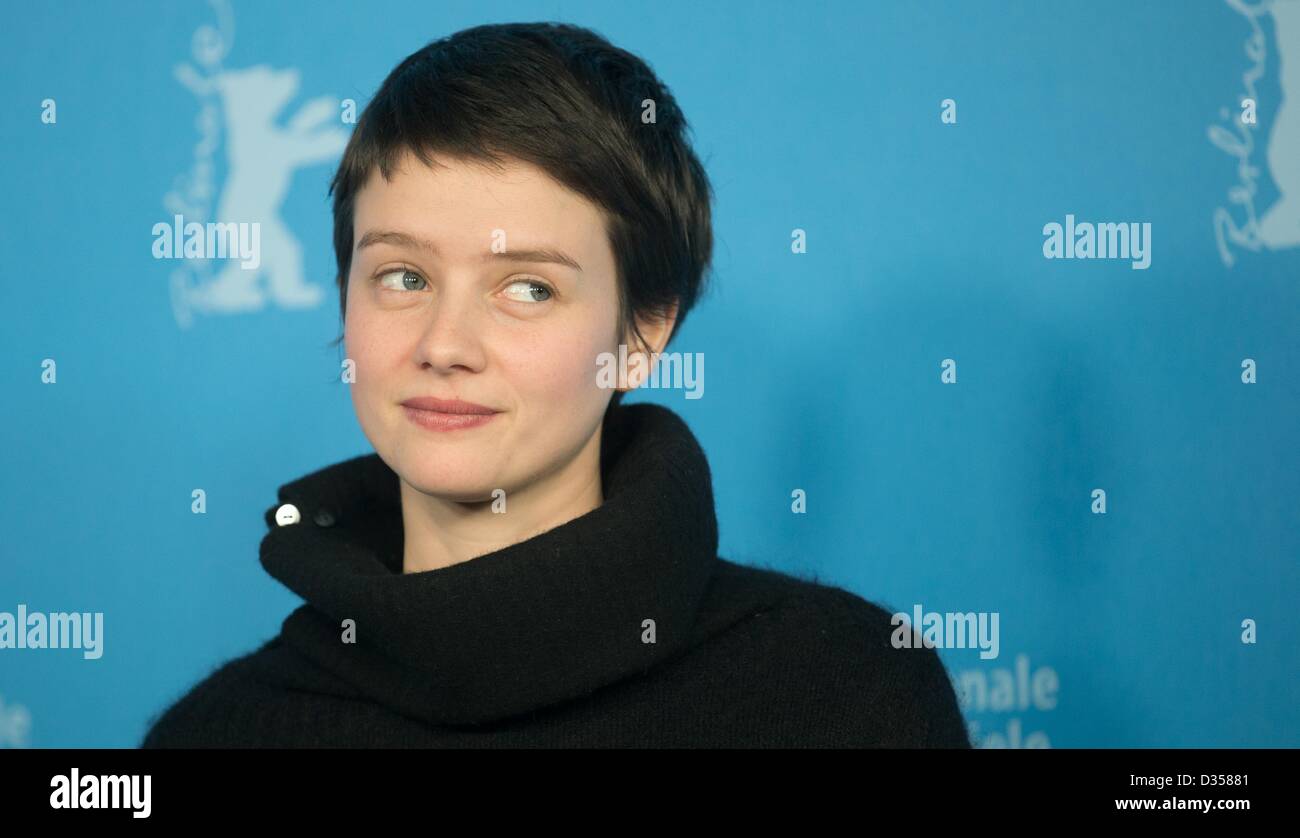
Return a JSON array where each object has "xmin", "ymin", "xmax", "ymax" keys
[{"xmin": 501, "ymin": 279, "xmax": 553, "ymax": 303}]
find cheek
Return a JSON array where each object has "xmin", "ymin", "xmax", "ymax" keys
[
  {"xmin": 503, "ymin": 317, "xmax": 612, "ymax": 402},
  {"xmin": 345, "ymin": 307, "xmax": 406, "ymax": 409}
]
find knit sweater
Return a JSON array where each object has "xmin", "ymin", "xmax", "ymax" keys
[{"xmin": 141, "ymin": 403, "xmax": 971, "ymax": 747}]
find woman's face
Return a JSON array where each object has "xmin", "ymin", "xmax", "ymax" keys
[{"xmin": 344, "ymin": 149, "xmax": 623, "ymax": 502}]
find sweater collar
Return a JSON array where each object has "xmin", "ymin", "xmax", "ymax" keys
[{"xmin": 258, "ymin": 403, "xmax": 720, "ymax": 726}]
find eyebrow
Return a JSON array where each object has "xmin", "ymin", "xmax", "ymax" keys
[{"xmin": 356, "ymin": 229, "xmax": 583, "ymax": 272}]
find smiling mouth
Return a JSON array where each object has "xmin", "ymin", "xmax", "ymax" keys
[{"xmin": 400, "ymin": 401, "xmax": 501, "ymax": 432}]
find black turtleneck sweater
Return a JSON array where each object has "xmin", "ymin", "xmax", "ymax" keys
[{"xmin": 141, "ymin": 403, "xmax": 971, "ymax": 747}]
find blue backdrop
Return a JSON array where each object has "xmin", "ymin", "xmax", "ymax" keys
[{"xmin": 1, "ymin": 0, "xmax": 1296, "ymax": 747}]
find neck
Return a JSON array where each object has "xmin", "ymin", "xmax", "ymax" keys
[{"xmin": 399, "ymin": 424, "xmax": 605, "ymax": 573}]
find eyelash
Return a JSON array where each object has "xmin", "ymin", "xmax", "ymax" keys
[{"xmin": 372, "ymin": 265, "xmax": 555, "ymax": 302}]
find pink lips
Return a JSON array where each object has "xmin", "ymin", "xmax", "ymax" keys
[{"xmin": 400, "ymin": 397, "xmax": 501, "ymax": 432}]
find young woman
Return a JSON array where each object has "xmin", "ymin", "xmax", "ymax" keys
[{"xmin": 142, "ymin": 21, "xmax": 970, "ymax": 748}]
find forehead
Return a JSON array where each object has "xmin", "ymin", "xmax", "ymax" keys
[{"xmin": 352, "ymin": 148, "xmax": 610, "ymax": 253}]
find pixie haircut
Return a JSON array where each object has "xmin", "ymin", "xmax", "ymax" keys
[{"xmin": 328, "ymin": 22, "xmax": 714, "ymax": 409}]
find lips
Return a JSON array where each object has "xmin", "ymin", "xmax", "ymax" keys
[
  {"xmin": 400, "ymin": 397, "xmax": 499, "ymax": 415},
  {"xmin": 400, "ymin": 397, "xmax": 502, "ymax": 433}
]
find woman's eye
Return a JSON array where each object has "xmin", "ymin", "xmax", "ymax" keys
[
  {"xmin": 376, "ymin": 269, "xmax": 427, "ymax": 291},
  {"xmin": 501, "ymin": 279, "xmax": 553, "ymax": 303}
]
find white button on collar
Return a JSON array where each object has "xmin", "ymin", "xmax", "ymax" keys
[{"xmin": 275, "ymin": 503, "xmax": 301, "ymax": 526}]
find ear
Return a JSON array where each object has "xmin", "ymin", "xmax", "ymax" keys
[{"xmin": 617, "ymin": 301, "xmax": 679, "ymax": 392}]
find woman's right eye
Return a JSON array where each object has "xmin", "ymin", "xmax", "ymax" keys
[{"xmin": 376, "ymin": 268, "xmax": 427, "ymax": 291}]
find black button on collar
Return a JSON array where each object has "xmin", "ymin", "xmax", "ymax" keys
[{"xmin": 313, "ymin": 508, "xmax": 337, "ymax": 528}]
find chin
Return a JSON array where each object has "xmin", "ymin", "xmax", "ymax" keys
[{"xmin": 397, "ymin": 458, "xmax": 507, "ymax": 504}]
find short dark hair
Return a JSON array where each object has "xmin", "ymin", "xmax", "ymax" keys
[{"xmin": 328, "ymin": 22, "xmax": 714, "ymax": 409}]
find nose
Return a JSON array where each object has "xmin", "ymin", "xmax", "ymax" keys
[{"xmin": 414, "ymin": 285, "xmax": 488, "ymax": 374}]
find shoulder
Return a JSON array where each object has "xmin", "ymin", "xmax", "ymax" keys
[
  {"xmin": 140, "ymin": 638, "xmax": 334, "ymax": 748},
  {"xmin": 699, "ymin": 558, "xmax": 972, "ymax": 747},
  {"xmin": 141, "ymin": 649, "xmax": 259, "ymax": 748}
]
